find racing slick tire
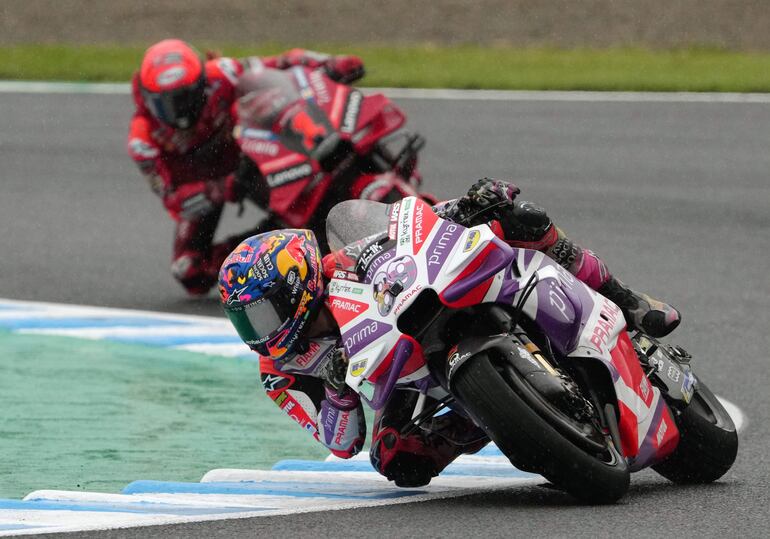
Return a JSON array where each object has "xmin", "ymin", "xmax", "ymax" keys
[
  {"xmin": 652, "ymin": 381, "xmax": 738, "ymax": 484},
  {"xmin": 451, "ymin": 353, "xmax": 630, "ymax": 504}
]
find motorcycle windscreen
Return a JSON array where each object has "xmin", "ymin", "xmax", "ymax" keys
[
  {"xmin": 326, "ymin": 199, "xmax": 395, "ymax": 253},
  {"xmin": 236, "ymin": 69, "xmax": 300, "ymax": 129}
]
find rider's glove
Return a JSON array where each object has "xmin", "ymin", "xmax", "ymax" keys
[
  {"xmin": 323, "ymin": 347, "xmax": 351, "ymax": 396},
  {"xmin": 221, "ymin": 173, "xmax": 247, "ymax": 204},
  {"xmin": 230, "ymin": 156, "xmax": 270, "ymax": 207},
  {"xmin": 166, "ymin": 182, "xmax": 218, "ymax": 220},
  {"xmin": 466, "ymin": 178, "xmax": 520, "ymax": 216},
  {"xmin": 325, "ymin": 55, "xmax": 365, "ymax": 84},
  {"xmin": 438, "ymin": 178, "xmax": 520, "ymax": 227}
]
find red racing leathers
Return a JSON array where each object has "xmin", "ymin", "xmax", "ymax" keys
[{"xmin": 127, "ymin": 49, "xmax": 364, "ymax": 294}]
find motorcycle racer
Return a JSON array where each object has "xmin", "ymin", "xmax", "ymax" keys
[
  {"xmin": 218, "ymin": 178, "xmax": 681, "ymax": 487},
  {"xmin": 127, "ymin": 39, "xmax": 365, "ymax": 294}
]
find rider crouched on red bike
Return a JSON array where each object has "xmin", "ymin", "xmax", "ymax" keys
[
  {"xmin": 217, "ymin": 178, "xmax": 681, "ymax": 487},
  {"xmin": 127, "ymin": 39, "xmax": 364, "ymax": 295}
]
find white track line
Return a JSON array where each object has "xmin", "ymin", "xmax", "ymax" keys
[{"xmin": 1, "ymin": 80, "xmax": 769, "ymax": 103}]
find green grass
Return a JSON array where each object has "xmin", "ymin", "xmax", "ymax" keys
[
  {"xmin": 2, "ymin": 43, "xmax": 770, "ymax": 92},
  {"xmin": 0, "ymin": 330, "xmax": 330, "ymax": 498}
]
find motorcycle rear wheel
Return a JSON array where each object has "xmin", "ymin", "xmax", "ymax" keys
[
  {"xmin": 452, "ymin": 353, "xmax": 630, "ymax": 504},
  {"xmin": 652, "ymin": 381, "xmax": 738, "ymax": 483}
]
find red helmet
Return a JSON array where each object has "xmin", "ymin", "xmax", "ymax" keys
[{"xmin": 139, "ymin": 39, "xmax": 206, "ymax": 129}]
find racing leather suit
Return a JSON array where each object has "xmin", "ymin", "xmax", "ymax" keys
[{"xmin": 127, "ymin": 50, "xmax": 363, "ymax": 294}]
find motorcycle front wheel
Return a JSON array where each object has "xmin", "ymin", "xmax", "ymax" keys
[
  {"xmin": 652, "ymin": 380, "xmax": 738, "ymax": 483},
  {"xmin": 452, "ymin": 352, "xmax": 630, "ymax": 504}
]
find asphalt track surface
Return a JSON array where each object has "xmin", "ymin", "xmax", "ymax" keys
[{"xmin": 1, "ymin": 91, "xmax": 769, "ymax": 538}]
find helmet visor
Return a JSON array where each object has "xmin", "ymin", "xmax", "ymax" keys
[
  {"xmin": 225, "ymin": 275, "xmax": 300, "ymax": 352},
  {"xmin": 144, "ymin": 78, "xmax": 205, "ymax": 129}
]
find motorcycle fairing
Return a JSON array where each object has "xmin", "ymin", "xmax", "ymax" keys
[
  {"xmin": 236, "ymin": 66, "xmax": 409, "ymax": 227},
  {"xmin": 329, "ymin": 197, "xmax": 511, "ymax": 407},
  {"xmin": 328, "ymin": 196, "xmax": 679, "ymax": 466},
  {"xmin": 498, "ymin": 249, "xmax": 679, "ymax": 463}
]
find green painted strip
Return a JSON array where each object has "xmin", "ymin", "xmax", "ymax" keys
[
  {"xmin": 0, "ymin": 330, "xmax": 327, "ymax": 499},
  {"xmin": 2, "ymin": 44, "xmax": 770, "ymax": 92}
]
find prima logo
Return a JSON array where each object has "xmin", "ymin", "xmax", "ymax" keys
[
  {"xmin": 426, "ymin": 221, "xmax": 463, "ymax": 284},
  {"xmin": 345, "ymin": 320, "xmax": 378, "ymax": 350},
  {"xmin": 342, "ymin": 319, "xmax": 392, "ymax": 356},
  {"xmin": 365, "ymin": 249, "xmax": 394, "ymax": 282},
  {"xmin": 428, "ymin": 224, "xmax": 458, "ymax": 267}
]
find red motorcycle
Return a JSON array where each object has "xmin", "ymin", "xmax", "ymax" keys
[{"xmin": 233, "ymin": 66, "xmax": 433, "ymax": 248}]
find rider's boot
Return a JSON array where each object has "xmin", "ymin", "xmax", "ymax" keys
[
  {"xmin": 598, "ymin": 277, "xmax": 681, "ymax": 338},
  {"xmin": 536, "ymin": 225, "xmax": 681, "ymax": 338}
]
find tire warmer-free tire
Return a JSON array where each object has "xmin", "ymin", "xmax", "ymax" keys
[
  {"xmin": 452, "ymin": 353, "xmax": 630, "ymax": 504},
  {"xmin": 652, "ymin": 381, "xmax": 738, "ymax": 483}
]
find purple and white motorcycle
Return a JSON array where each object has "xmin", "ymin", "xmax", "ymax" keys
[{"xmin": 324, "ymin": 197, "xmax": 737, "ymax": 503}]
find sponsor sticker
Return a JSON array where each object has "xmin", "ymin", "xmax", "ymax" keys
[
  {"xmin": 462, "ymin": 230, "xmax": 480, "ymax": 252},
  {"xmin": 309, "ymin": 69, "xmax": 331, "ymax": 105},
  {"xmin": 328, "ymin": 280, "xmax": 365, "ymax": 295},
  {"xmin": 350, "ymin": 359, "xmax": 368, "ymax": 377},
  {"xmin": 328, "ymin": 295, "xmax": 369, "ymax": 326},
  {"xmin": 426, "ymin": 221, "xmax": 463, "ymax": 284},
  {"xmin": 589, "ymin": 298, "xmax": 622, "ymax": 353},
  {"xmin": 411, "ymin": 200, "xmax": 438, "ymax": 255},
  {"xmin": 242, "ymin": 139, "xmax": 280, "ymax": 157},
  {"xmin": 156, "ymin": 66, "xmax": 187, "ymax": 87},
  {"xmin": 398, "ymin": 198, "xmax": 413, "ymax": 246},
  {"xmin": 267, "ymin": 163, "xmax": 313, "ymax": 187},
  {"xmin": 447, "ymin": 350, "xmax": 472, "ymax": 379},
  {"xmin": 341, "ymin": 90, "xmax": 362, "ymax": 134},
  {"xmin": 342, "ymin": 318, "xmax": 392, "ymax": 357},
  {"xmin": 261, "ymin": 373, "xmax": 291, "ymax": 392}
]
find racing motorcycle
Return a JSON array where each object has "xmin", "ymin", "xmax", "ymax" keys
[
  {"xmin": 233, "ymin": 65, "xmax": 432, "ymax": 249},
  {"xmin": 323, "ymin": 196, "xmax": 738, "ymax": 503}
]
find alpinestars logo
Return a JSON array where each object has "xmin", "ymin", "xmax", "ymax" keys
[{"xmin": 261, "ymin": 373, "xmax": 290, "ymax": 392}]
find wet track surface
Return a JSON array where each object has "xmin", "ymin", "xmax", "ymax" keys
[{"xmin": 1, "ymin": 92, "xmax": 769, "ymax": 537}]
